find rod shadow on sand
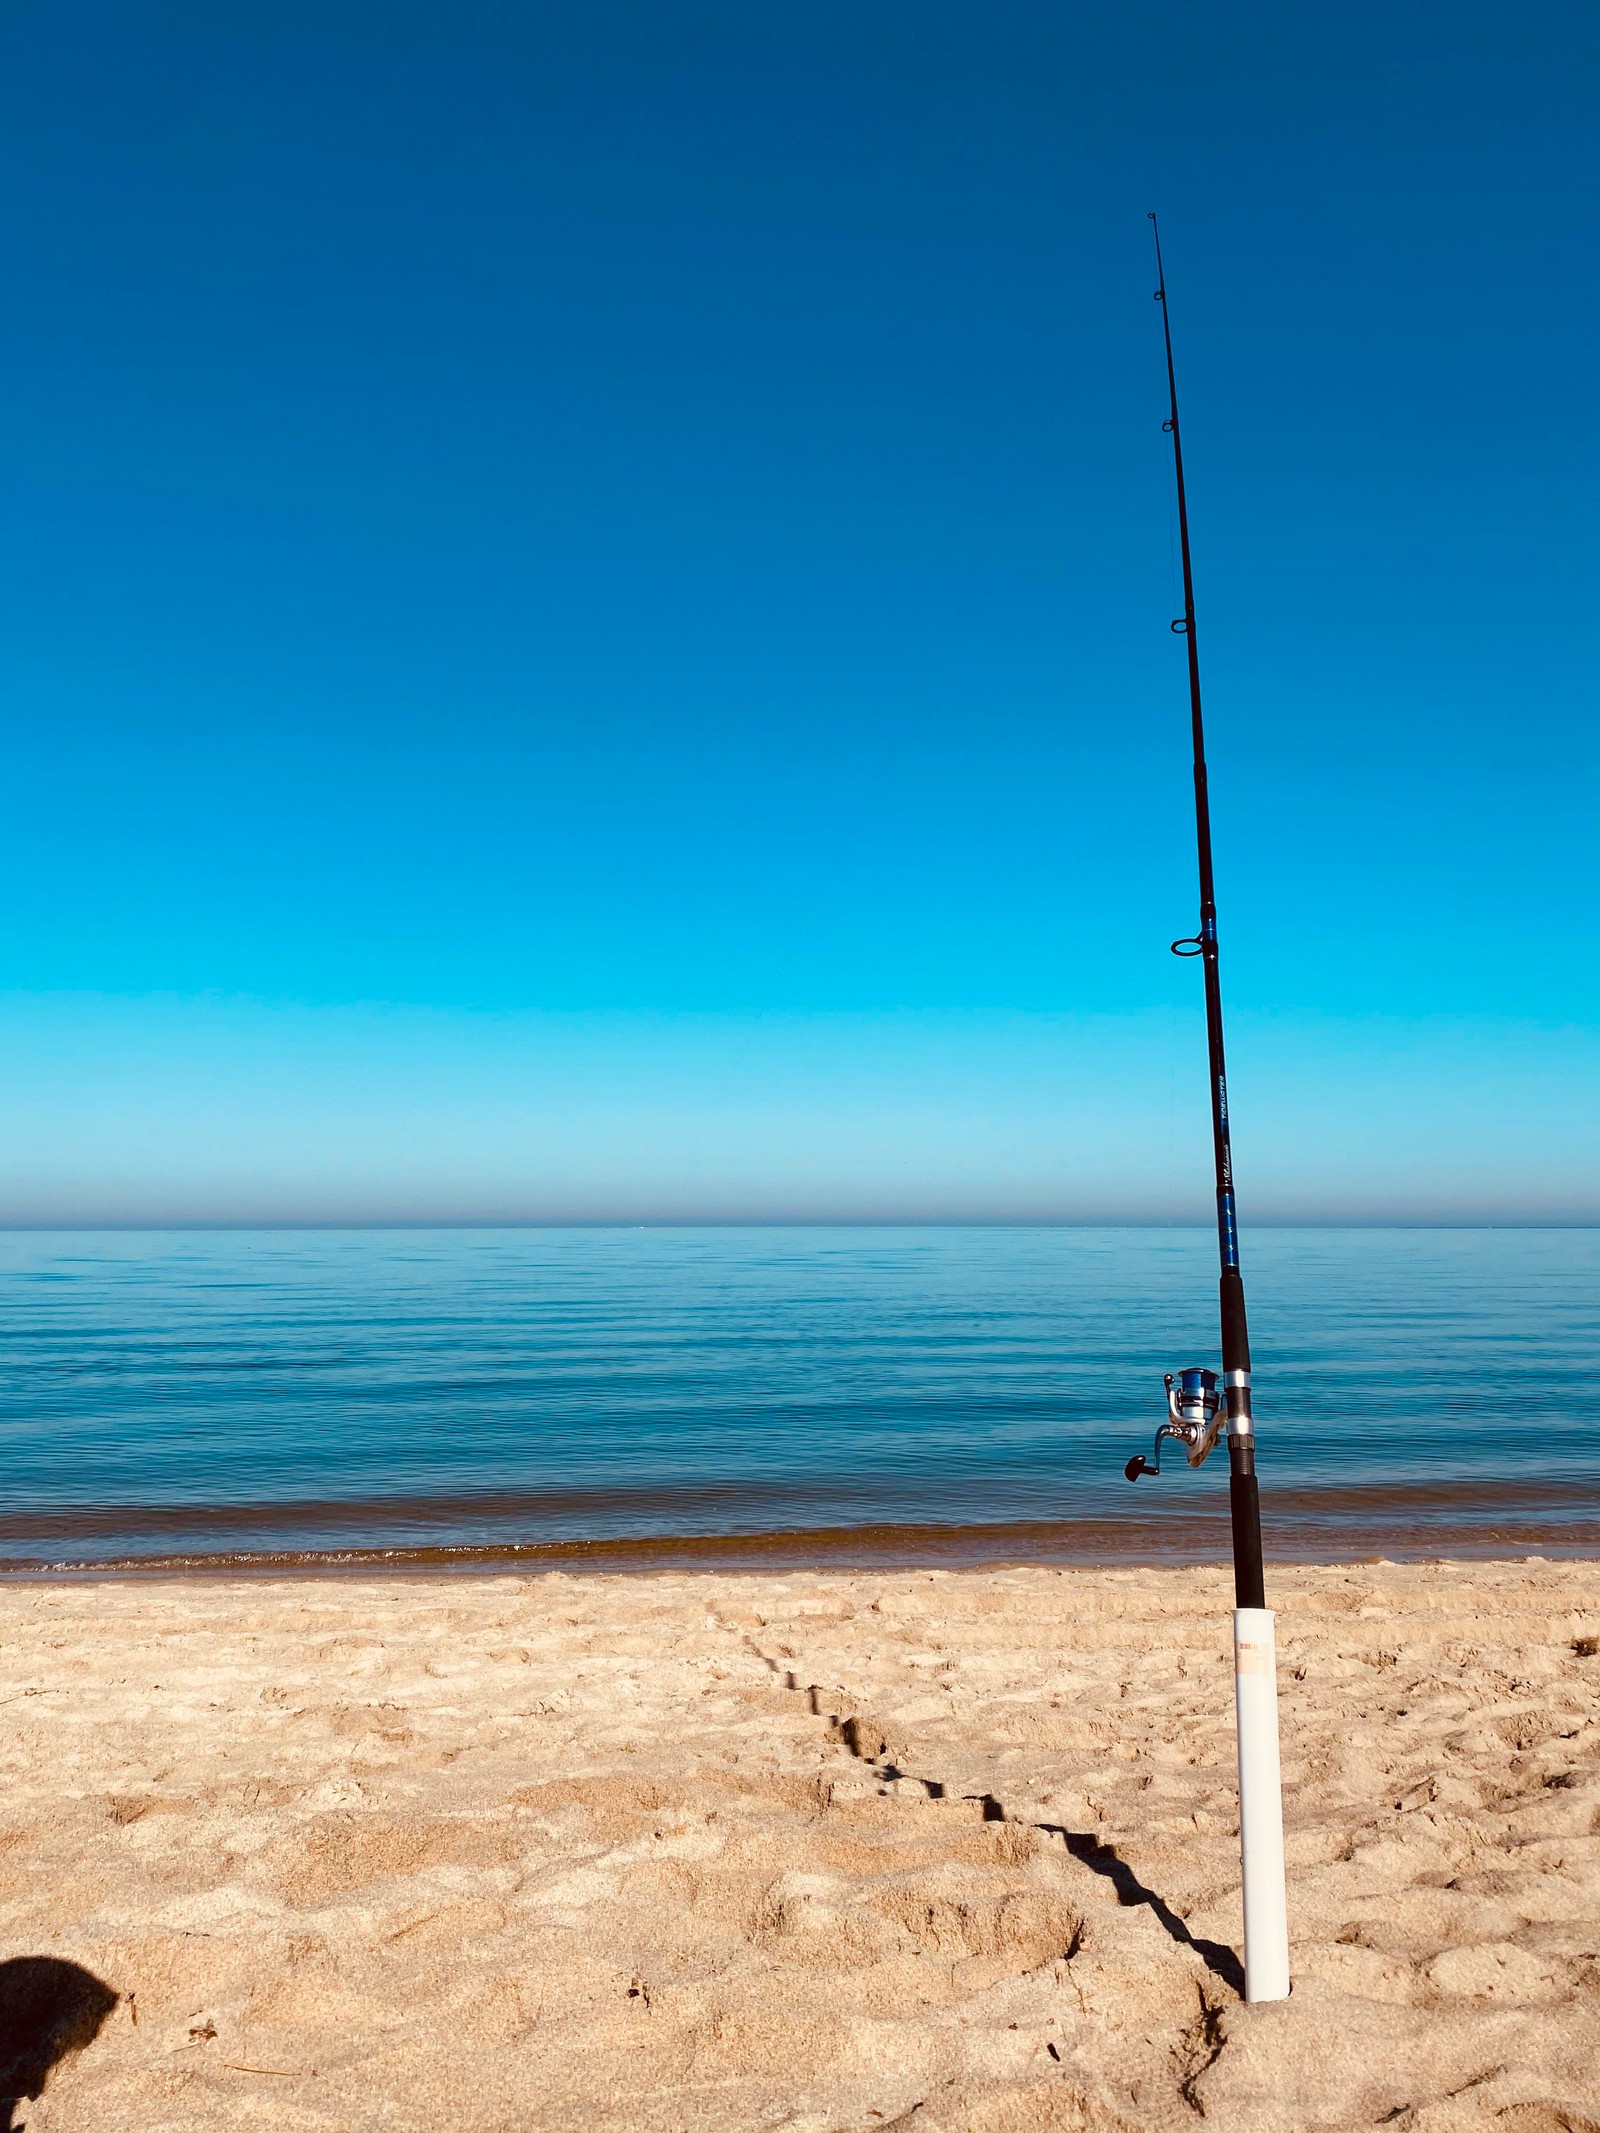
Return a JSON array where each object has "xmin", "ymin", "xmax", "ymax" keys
[
  {"xmin": 757, "ymin": 1649, "xmax": 1247, "ymax": 1999},
  {"xmin": 0, "ymin": 1957, "xmax": 119, "ymax": 2131}
]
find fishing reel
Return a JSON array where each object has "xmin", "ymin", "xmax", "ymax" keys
[{"xmin": 1125, "ymin": 1366, "xmax": 1225, "ymax": 1479}]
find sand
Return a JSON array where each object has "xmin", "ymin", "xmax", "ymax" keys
[{"xmin": 1, "ymin": 1560, "xmax": 1597, "ymax": 2133}]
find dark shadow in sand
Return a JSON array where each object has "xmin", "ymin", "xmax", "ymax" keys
[
  {"xmin": 1032, "ymin": 1820, "xmax": 1246, "ymax": 1996},
  {"xmin": 0, "ymin": 1957, "xmax": 119, "ymax": 2131},
  {"xmin": 756, "ymin": 1649, "xmax": 1247, "ymax": 1999}
]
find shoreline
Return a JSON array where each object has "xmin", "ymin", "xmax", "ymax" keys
[
  {"xmin": 4, "ymin": 1492, "xmax": 1600, "ymax": 1580},
  {"xmin": 3, "ymin": 1484, "xmax": 1600, "ymax": 1586}
]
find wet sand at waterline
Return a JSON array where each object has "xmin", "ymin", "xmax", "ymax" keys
[{"xmin": 2, "ymin": 1563, "xmax": 1597, "ymax": 2132}]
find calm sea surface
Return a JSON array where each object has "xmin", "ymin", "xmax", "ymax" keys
[{"xmin": 1, "ymin": 1227, "xmax": 1595, "ymax": 1570}]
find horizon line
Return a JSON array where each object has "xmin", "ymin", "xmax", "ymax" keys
[{"xmin": 0, "ymin": 1216, "xmax": 1597, "ymax": 1235}]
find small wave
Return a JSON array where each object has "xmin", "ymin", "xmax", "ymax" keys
[{"xmin": 5, "ymin": 1482, "xmax": 1599, "ymax": 1580}]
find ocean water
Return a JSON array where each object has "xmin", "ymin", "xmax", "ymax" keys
[{"xmin": 0, "ymin": 1226, "xmax": 1596, "ymax": 1570}]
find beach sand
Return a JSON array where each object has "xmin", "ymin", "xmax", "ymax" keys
[{"xmin": 1, "ymin": 1559, "xmax": 1597, "ymax": 2132}]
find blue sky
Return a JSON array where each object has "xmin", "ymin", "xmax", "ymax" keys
[{"xmin": 0, "ymin": 0, "xmax": 1595, "ymax": 1222}]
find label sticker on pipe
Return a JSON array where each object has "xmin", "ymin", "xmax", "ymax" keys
[{"xmin": 1236, "ymin": 1644, "xmax": 1273, "ymax": 1676}]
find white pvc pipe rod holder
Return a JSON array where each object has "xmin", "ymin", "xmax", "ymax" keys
[{"xmin": 1233, "ymin": 1606, "xmax": 1290, "ymax": 2001}]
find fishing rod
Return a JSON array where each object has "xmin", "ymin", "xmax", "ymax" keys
[{"xmin": 1124, "ymin": 214, "xmax": 1290, "ymax": 2004}]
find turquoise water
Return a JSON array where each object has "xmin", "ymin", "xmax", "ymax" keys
[{"xmin": 0, "ymin": 1226, "xmax": 1595, "ymax": 1568}]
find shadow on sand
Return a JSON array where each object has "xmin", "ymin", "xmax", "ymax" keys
[
  {"xmin": 759, "ymin": 1649, "xmax": 1247, "ymax": 1999},
  {"xmin": 0, "ymin": 1957, "xmax": 119, "ymax": 2131}
]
